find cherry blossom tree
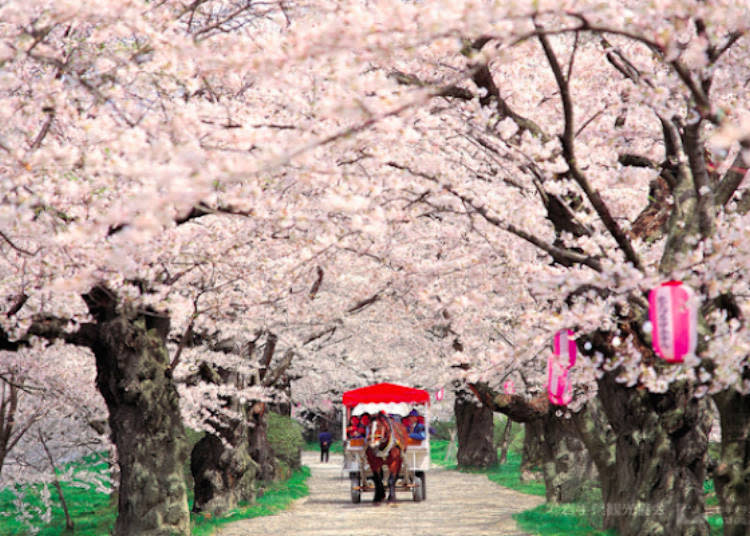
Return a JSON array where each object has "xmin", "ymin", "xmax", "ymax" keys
[{"xmin": 2, "ymin": 1, "xmax": 749, "ymax": 536}]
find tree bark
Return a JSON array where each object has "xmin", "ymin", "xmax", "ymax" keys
[
  {"xmin": 540, "ymin": 412, "xmax": 596, "ymax": 503},
  {"xmin": 712, "ymin": 389, "xmax": 750, "ymax": 536},
  {"xmin": 248, "ymin": 402, "xmax": 276, "ymax": 483},
  {"xmin": 190, "ymin": 432, "xmax": 257, "ymax": 515},
  {"xmin": 84, "ymin": 287, "xmax": 190, "ymax": 536},
  {"xmin": 521, "ymin": 419, "xmax": 545, "ymax": 481},
  {"xmin": 188, "ymin": 360, "xmax": 261, "ymax": 514},
  {"xmin": 571, "ymin": 397, "xmax": 617, "ymax": 529},
  {"xmin": 498, "ymin": 417, "xmax": 512, "ymax": 464},
  {"xmin": 454, "ymin": 388, "xmax": 497, "ymax": 468},
  {"xmin": 597, "ymin": 370, "xmax": 711, "ymax": 536}
]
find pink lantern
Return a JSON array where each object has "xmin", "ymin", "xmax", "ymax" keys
[
  {"xmin": 434, "ymin": 388, "xmax": 444, "ymax": 401},
  {"xmin": 503, "ymin": 380, "xmax": 515, "ymax": 394},
  {"xmin": 553, "ymin": 329, "xmax": 577, "ymax": 369},
  {"xmin": 547, "ymin": 356, "xmax": 572, "ymax": 406},
  {"xmin": 648, "ymin": 281, "xmax": 697, "ymax": 363}
]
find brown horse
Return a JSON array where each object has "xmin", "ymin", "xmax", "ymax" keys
[{"xmin": 365, "ymin": 412, "xmax": 408, "ymax": 503}]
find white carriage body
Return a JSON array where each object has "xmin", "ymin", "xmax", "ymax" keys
[{"xmin": 341, "ymin": 384, "xmax": 431, "ymax": 502}]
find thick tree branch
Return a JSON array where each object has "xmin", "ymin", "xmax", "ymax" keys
[
  {"xmin": 469, "ymin": 383, "xmax": 550, "ymax": 422},
  {"xmin": 262, "ymin": 349, "xmax": 294, "ymax": 388},
  {"xmin": 258, "ymin": 332, "xmax": 278, "ymax": 382},
  {"xmin": 470, "ymin": 63, "xmax": 550, "ymax": 142},
  {"xmin": 347, "ymin": 293, "xmax": 380, "ymax": 314},
  {"xmin": 537, "ymin": 26, "xmax": 643, "ymax": 271},
  {"xmin": 387, "ymin": 161, "xmax": 603, "ymax": 271},
  {"xmin": 0, "ymin": 230, "xmax": 39, "ymax": 257},
  {"xmin": 309, "ymin": 266, "xmax": 324, "ymax": 299},
  {"xmin": 388, "ymin": 69, "xmax": 475, "ymax": 101},
  {"xmin": 685, "ymin": 121, "xmax": 715, "ymax": 238},
  {"xmin": 715, "ymin": 140, "xmax": 750, "ymax": 207}
]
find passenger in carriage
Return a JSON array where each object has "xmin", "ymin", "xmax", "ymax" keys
[
  {"xmin": 346, "ymin": 412, "xmax": 371, "ymax": 438},
  {"xmin": 403, "ymin": 409, "xmax": 426, "ymax": 440},
  {"xmin": 346, "ymin": 415, "xmax": 361, "ymax": 438},
  {"xmin": 359, "ymin": 413, "xmax": 371, "ymax": 437}
]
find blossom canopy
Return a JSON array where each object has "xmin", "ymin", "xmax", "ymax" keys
[{"xmin": 342, "ymin": 382, "xmax": 431, "ymax": 407}]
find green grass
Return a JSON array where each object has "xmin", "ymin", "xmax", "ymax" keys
[
  {"xmin": 515, "ymin": 503, "xmax": 616, "ymax": 536},
  {"xmin": 0, "ymin": 451, "xmax": 114, "ymax": 536},
  {"xmin": 483, "ymin": 452, "xmax": 547, "ymax": 497},
  {"xmin": 1, "ymin": 453, "xmax": 310, "ymax": 536},
  {"xmin": 190, "ymin": 466, "xmax": 310, "ymax": 536}
]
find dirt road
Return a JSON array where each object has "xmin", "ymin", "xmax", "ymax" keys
[{"xmin": 216, "ymin": 451, "xmax": 543, "ymax": 536}]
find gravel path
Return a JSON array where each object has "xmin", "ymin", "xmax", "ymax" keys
[{"xmin": 215, "ymin": 451, "xmax": 543, "ymax": 536}]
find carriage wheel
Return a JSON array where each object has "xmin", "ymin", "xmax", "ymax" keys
[
  {"xmin": 350, "ymin": 473, "xmax": 361, "ymax": 503},
  {"xmin": 411, "ymin": 472, "xmax": 424, "ymax": 502},
  {"xmin": 415, "ymin": 471, "xmax": 426, "ymax": 500}
]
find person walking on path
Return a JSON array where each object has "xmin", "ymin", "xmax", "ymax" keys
[{"xmin": 318, "ymin": 427, "xmax": 332, "ymax": 463}]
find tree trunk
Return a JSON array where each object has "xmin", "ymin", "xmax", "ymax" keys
[
  {"xmin": 188, "ymin": 362, "xmax": 259, "ymax": 514},
  {"xmin": 454, "ymin": 389, "xmax": 497, "ymax": 468},
  {"xmin": 571, "ymin": 398, "xmax": 617, "ymax": 529},
  {"xmin": 521, "ymin": 419, "xmax": 545, "ymax": 481},
  {"xmin": 498, "ymin": 417, "xmax": 513, "ymax": 464},
  {"xmin": 248, "ymin": 402, "xmax": 276, "ymax": 483},
  {"xmin": 190, "ymin": 432, "xmax": 257, "ymax": 515},
  {"xmin": 597, "ymin": 371, "xmax": 711, "ymax": 536},
  {"xmin": 84, "ymin": 288, "xmax": 190, "ymax": 536},
  {"xmin": 540, "ymin": 412, "xmax": 596, "ymax": 503},
  {"xmin": 712, "ymin": 389, "xmax": 750, "ymax": 536}
]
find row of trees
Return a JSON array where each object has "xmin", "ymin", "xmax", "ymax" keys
[{"xmin": 2, "ymin": 1, "xmax": 749, "ymax": 535}]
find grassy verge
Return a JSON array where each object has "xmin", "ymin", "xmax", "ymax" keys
[
  {"xmin": 191, "ymin": 466, "xmax": 310, "ymax": 536},
  {"xmin": 0, "ymin": 451, "xmax": 114, "ymax": 536},
  {"xmin": 1, "ymin": 453, "xmax": 310, "ymax": 536}
]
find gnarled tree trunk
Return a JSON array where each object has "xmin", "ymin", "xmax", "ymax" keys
[
  {"xmin": 598, "ymin": 371, "xmax": 711, "ymax": 536},
  {"xmin": 540, "ymin": 412, "xmax": 596, "ymax": 504},
  {"xmin": 187, "ymin": 362, "xmax": 262, "ymax": 513},
  {"xmin": 571, "ymin": 397, "xmax": 617, "ymax": 529},
  {"xmin": 191, "ymin": 432, "xmax": 257, "ymax": 515},
  {"xmin": 454, "ymin": 388, "xmax": 497, "ymax": 468},
  {"xmin": 712, "ymin": 389, "xmax": 750, "ymax": 536},
  {"xmin": 84, "ymin": 287, "xmax": 190, "ymax": 536},
  {"xmin": 248, "ymin": 402, "xmax": 276, "ymax": 483},
  {"xmin": 521, "ymin": 418, "xmax": 544, "ymax": 481}
]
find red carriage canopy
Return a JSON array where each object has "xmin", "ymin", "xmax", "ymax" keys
[{"xmin": 342, "ymin": 382, "xmax": 431, "ymax": 408}]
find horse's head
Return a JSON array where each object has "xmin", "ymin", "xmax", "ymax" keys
[{"xmin": 368, "ymin": 414, "xmax": 390, "ymax": 450}]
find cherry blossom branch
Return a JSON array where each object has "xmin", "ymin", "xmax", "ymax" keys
[
  {"xmin": 389, "ymin": 70, "xmax": 475, "ymax": 101},
  {"xmin": 387, "ymin": 161, "xmax": 603, "ymax": 271},
  {"xmin": 29, "ymin": 107, "xmax": 55, "ymax": 151},
  {"xmin": 464, "ymin": 42, "xmax": 550, "ymax": 142},
  {"xmin": 38, "ymin": 430, "xmax": 74, "ymax": 530},
  {"xmin": 0, "ymin": 230, "xmax": 39, "ymax": 257},
  {"xmin": 309, "ymin": 266, "xmax": 324, "ymax": 299},
  {"xmin": 262, "ymin": 349, "xmax": 293, "ymax": 388},
  {"xmin": 715, "ymin": 139, "xmax": 750, "ymax": 207},
  {"xmin": 685, "ymin": 120, "xmax": 715, "ymax": 238},
  {"xmin": 469, "ymin": 383, "xmax": 550, "ymax": 422},
  {"xmin": 536, "ymin": 25, "xmax": 643, "ymax": 271},
  {"xmin": 347, "ymin": 293, "xmax": 380, "ymax": 314},
  {"xmin": 5, "ymin": 294, "xmax": 29, "ymax": 318}
]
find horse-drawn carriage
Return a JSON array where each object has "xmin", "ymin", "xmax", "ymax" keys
[{"xmin": 342, "ymin": 383, "xmax": 430, "ymax": 503}]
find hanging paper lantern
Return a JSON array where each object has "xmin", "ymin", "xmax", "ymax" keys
[
  {"xmin": 547, "ymin": 356, "xmax": 572, "ymax": 406},
  {"xmin": 434, "ymin": 388, "xmax": 444, "ymax": 401},
  {"xmin": 648, "ymin": 281, "xmax": 697, "ymax": 363},
  {"xmin": 553, "ymin": 329, "xmax": 577, "ymax": 369},
  {"xmin": 503, "ymin": 380, "xmax": 515, "ymax": 394}
]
